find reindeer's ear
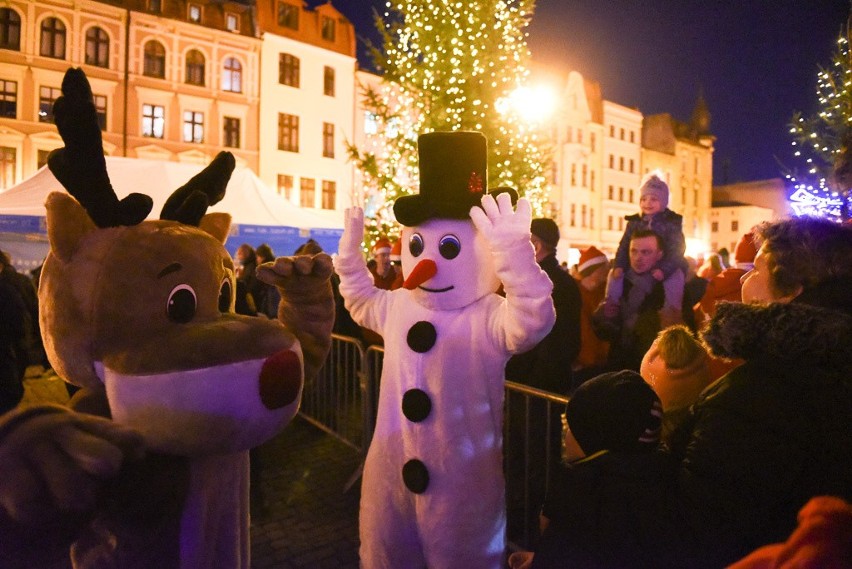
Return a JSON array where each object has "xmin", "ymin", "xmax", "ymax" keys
[
  {"xmin": 45, "ymin": 191, "xmax": 98, "ymax": 262},
  {"xmin": 198, "ymin": 212, "xmax": 231, "ymax": 244}
]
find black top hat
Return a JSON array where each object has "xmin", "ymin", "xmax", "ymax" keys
[{"xmin": 393, "ymin": 131, "xmax": 518, "ymax": 226}]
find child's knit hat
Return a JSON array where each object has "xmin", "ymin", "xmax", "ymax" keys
[
  {"xmin": 639, "ymin": 173, "xmax": 669, "ymax": 210},
  {"xmin": 565, "ymin": 370, "xmax": 662, "ymax": 455}
]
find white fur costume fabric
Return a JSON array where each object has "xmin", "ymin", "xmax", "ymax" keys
[{"xmin": 335, "ymin": 198, "xmax": 555, "ymax": 568}]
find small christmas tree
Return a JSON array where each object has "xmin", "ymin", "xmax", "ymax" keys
[
  {"xmin": 348, "ymin": 0, "xmax": 551, "ymax": 249},
  {"xmin": 788, "ymin": 18, "xmax": 852, "ymax": 221}
]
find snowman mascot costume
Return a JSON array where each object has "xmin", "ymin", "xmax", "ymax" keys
[{"xmin": 335, "ymin": 131, "xmax": 556, "ymax": 568}]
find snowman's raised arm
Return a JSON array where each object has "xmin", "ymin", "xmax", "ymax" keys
[{"xmin": 471, "ymin": 193, "xmax": 555, "ymax": 354}]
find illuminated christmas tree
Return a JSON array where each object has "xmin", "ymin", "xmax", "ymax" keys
[
  {"xmin": 348, "ymin": 0, "xmax": 551, "ymax": 249},
  {"xmin": 788, "ymin": 19, "xmax": 852, "ymax": 221}
]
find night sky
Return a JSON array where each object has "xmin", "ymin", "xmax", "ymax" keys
[{"xmin": 326, "ymin": 0, "xmax": 850, "ymax": 185}]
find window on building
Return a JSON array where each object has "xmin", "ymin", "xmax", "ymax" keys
[
  {"xmin": 0, "ymin": 146, "xmax": 15, "ymax": 190},
  {"xmin": 570, "ymin": 203, "xmax": 576, "ymax": 227},
  {"xmin": 142, "ymin": 104, "xmax": 165, "ymax": 138},
  {"xmin": 570, "ymin": 164, "xmax": 576, "ymax": 186},
  {"xmin": 188, "ymin": 3, "xmax": 202, "ymax": 23},
  {"xmin": 221, "ymin": 57, "xmax": 242, "ymax": 92},
  {"xmin": 185, "ymin": 50, "xmax": 205, "ymax": 86},
  {"xmin": 619, "ymin": 156, "xmax": 624, "ymax": 171},
  {"xmin": 277, "ymin": 174, "xmax": 293, "ymax": 199},
  {"xmin": 608, "ymin": 154, "xmax": 613, "ymax": 169},
  {"xmin": 40, "ymin": 17, "xmax": 66, "ymax": 59},
  {"xmin": 37, "ymin": 149, "xmax": 50, "ymax": 169},
  {"xmin": 278, "ymin": 53, "xmax": 299, "ymax": 87},
  {"xmin": 85, "ymin": 27, "xmax": 110, "ymax": 68},
  {"xmin": 0, "ymin": 8, "xmax": 21, "ymax": 51},
  {"xmin": 590, "ymin": 169, "xmax": 595, "ymax": 191},
  {"xmin": 321, "ymin": 180, "xmax": 336, "ymax": 209},
  {"xmin": 590, "ymin": 208, "xmax": 595, "ymax": 229},
  {"xmin": 322, "ymin": 122, "xmax": 334, "ymax": 158},
  {"xmin": 582, "ymin": 164, "xmax": 587, "ymax": 187},
  {"xmin": 321, "ymin": 16, "xmax": 336, "ymax": 41},
  {"xmin": 618, "ymin": 187, "xmax": 624, "ymax": 201},
  {"xmin": 550, "ymin": 160, "xmax": 559, "ymax": 185},
  {"xmin": 94, "ymin": 95, "xmax": 107, "ymax": 130},
  {"xmin": 143, "ymin": 41, "xmax": 166, "ymax": 78},
  {"xmin": 278, "ymin": 113, "xmax": 298, "ymax": 152},
  {"xmin": 629, "ymin": 158, "xmax": 634, "ymax": 173},
  {"xmin": 609, "ymin": 125, "xmax": 614, "ymax": 137},
  {"xmin": 607, "ymin": 215, "xmax": 613, "ymax": 230},
  {"xmin": 590, "ymin": 132, "xmax": 596, "ymax": 152},
  {"xmin": 225, "ymin": 13, "xmax": 239, "ymax": 32},
  {"xmin": 566, "ymin": 126, "xmax": 573, "ymax": 143},
  {"xmin": 581, "ymin": 204, "xmax": 587, "ymax": 228},
  {"xmin": 38, "ymin": 86, "xmax": 61, "ymax": 123},
  {"xmin": 629, "ymin": 188, "xmax": 634, "ymax": 202},
  {"xmin": 682, "ymin": 187, "xmax": 687, "ymax": 205},
  {"xmin": 619, "ymin": 127, "xmax": 625, "ymax": 140},
  {"xmin": 731, "ymin": 220, "xmax": 739, "ymax": 232},
  {"xmin": 147, "ymin": 0, "xmax": 162, "ymax": 13},
  {"xmin": 608, "ymin": 185, "xmax": 613, "ymax": 200},
  {"xmin": 323, "ymin": 66, "xmax": 335, "ymax": 96},
  {"xmin": 694, "ymin": 156, "xmax": 699, "ymax": 175},
  {"xmin": 182, "ymin": 110, "xmax": 204, "ymax": 143},
  {"xmin": 711, "ymin": 221, "xmax": 718, "ymax": 232},
  {"xmin": 693, "ymin": 189, "xmax": 698, "ymax": 205},
  {"xmin": 299, "ymin": 177, "xmax": 315, "ymax": 208},
  {"xmin": 619, "ymin": 217, "xmax": 624, "ymax": 230},
  {"xmin": 0, "ymin": 79, "xmax": 16, "ymax": 118},
  {"xmin": 364, "ymin": 111, "xmax": 378, "ymax": 135},
  {"xmin": 277, "ymin": 2, "xmax": 299, "ymax": 30},
  {"xmin": 630, "ymin": 130, "xmax": 635, "ymax": 143},
  {"xmin": 577, "ymin": 129, "xmax": 583, "ymax": 144},
  {"xmin": 223, "ymin": 117, "xmax": 240, "ymax": 148}
]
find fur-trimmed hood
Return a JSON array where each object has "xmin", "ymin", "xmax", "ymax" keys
[{"xmin": 702, "ymin": 300, "xmax": 852, "ymax": 374}]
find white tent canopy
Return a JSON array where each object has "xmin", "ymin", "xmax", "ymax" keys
[{"xmin": 0, "ymin": 157, "xmax": 343, "ymax": 269}]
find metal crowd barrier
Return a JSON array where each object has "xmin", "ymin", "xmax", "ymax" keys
[{"xmin": 300, "ymin": 334, "xmax": 571, "ymax": 551}]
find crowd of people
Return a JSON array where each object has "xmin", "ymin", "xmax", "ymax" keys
[{"xmin": 2, "ymin": 165, "xmax": 850, "ymax": 566}]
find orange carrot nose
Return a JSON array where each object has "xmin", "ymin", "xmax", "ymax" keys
[{"xmin": 403, "ymin": 259, "xmax": 437, "ymax": 290}]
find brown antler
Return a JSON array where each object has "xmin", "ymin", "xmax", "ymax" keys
[
  {"xmin": 47, "ymin": 68, "xmax": 152, "ymax": 227},
  {"xmin": 160, "ymin": 151, "xmax": 235, "ymax": 226}
]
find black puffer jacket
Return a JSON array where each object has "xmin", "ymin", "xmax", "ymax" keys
[{"xmin": 667, "ymin": 284, "xmax": 852, "ymax": 567}]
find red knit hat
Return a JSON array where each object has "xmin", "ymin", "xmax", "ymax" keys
[
  {"xmin": 734, "ymin": 232, "xmax": 757, "ymax": 270},
  {"xmin": 578, "ymin": 246, "xmax": 608, "ymax": 276},
  {"xmin": 373, "ymin": 237, "xmax": 391, "ymax": 256},
  {"xmin": 389, "ymin": 240, "xmax": 402, "ymax": 263}
]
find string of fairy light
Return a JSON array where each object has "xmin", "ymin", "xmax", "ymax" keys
[
  {"xmin": 349, "ymin": 0, "xmax": 550, "ymax": 249},
  {"xmin": 786, "ymin": 33, "xmax": 850, "ymax": 220}
]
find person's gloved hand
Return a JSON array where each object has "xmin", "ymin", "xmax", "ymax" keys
[
  {"xmin": 338, "ymin": 207, "xmax": 365, "ymax": 260},
  {"xmin": 0, "ymin": 406, "xmax": 145, "ymax": 527},
  {"xmin": 469, "ymin": 192, "xmax": 532, "ymax": 250}
]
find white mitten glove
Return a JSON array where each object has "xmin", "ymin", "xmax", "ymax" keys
[
  {"xmin": 469, "ymin": 192, "xmax": 532, "ymax": 251},
  {"xmin": 338, "ymin": 206, "xmax": 365, "ymax": 262}
]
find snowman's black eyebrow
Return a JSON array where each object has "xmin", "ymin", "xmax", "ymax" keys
[{"xmin": 157, "ymin": 263, "xmax": 183, "ymax": 279}]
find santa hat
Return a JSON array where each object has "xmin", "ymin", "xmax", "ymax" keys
[
  {"xmin": 578, "ymin": 246, "xmax": 608, "ymax": 277},
  {"xmin": 564, "ymin": 370, "xmax": 662, "ymax": 455},
  {"xmin": 372, "ymin": 237, "xmax": 391, "ymax": 256},
  {"xmin": 639, "ymin": 172, "xmax": 669, "ymax": 210},
  {"xmin": 389, "ymin": 240, "xmax": 402, "ymax": 263},
  {"xmin": 733, "ymin": 232, "xmax": 757, "ymax": 270}
]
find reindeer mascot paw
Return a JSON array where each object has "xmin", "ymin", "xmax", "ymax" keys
[{"xmin": 0, "ymin": 68, "xmax": 334, "ymax": 569}]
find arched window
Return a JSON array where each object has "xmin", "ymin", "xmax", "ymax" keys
[
  {"xmin": 185, "ymin": 49, "xmax": 205, "ymax": 86},
  {"xmin": 0, "ymin": 8, "xmax": 21, "ymax": 51},
  {"xmin": 143, "ymin": 41, "xmax": 166, "ymax": 78},
  {"xmin": 40, "ymin": 17, "xmax": 66, "ymax": 59},
  {"xmin": 85, "ymin": 27, "xmax": 110, "ymax": 68},
  {"xmin": 221, "ymin": 57, "xmax": 242, "ymax": 93}
]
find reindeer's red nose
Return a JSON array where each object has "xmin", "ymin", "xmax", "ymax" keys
[
  {"xmin": 403, "ymin": 259, "xmax": 437, "ymax": 290},
  {"xmin": 259, "ymin": 348, "xmax": 302, "ymax": 409}
]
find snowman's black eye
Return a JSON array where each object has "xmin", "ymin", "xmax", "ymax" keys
[
  {"xmin": 438, "ymin": 234, "xmax": 461, "ymax": 259},
  {"xmin": 409, "ymin": 233, "xmax": 424, "ymax": 257}
]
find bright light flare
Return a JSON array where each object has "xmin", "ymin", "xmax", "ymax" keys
[{"xmin": 496, "ymin": 85, "xmax": 556, "ymax": 124}]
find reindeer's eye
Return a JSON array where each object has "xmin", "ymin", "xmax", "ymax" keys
[
  {"xmin": 167, "ymin": 284, "xmax": 197, "ymax": 323},
  {"xmin": 218, "ymin": 278, "xmax": 233, "ymax": 313}
]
